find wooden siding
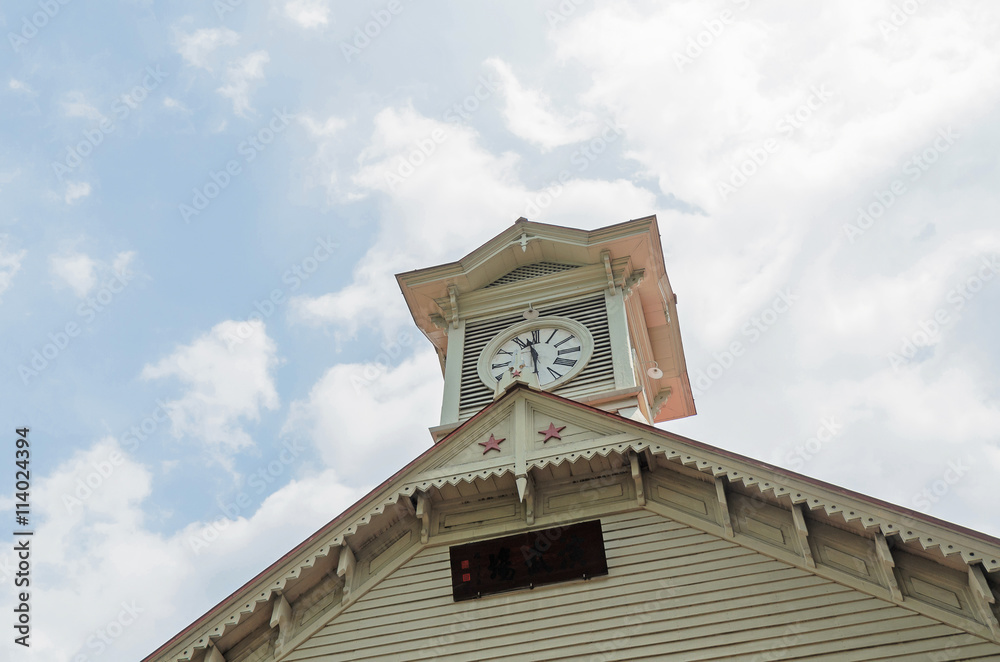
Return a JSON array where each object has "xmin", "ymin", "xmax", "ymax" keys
[{"xmin": 286, "ymin": 510, "xmax": 1000, "ymax": 661}]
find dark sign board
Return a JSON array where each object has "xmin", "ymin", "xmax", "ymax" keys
[{"xmin": 449, "ymin": 520, "xmax": 608, "ymax": 601}]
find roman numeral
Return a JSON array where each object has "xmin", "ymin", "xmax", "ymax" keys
[
  {"xmin": 497, "ymin": 349, "xmax": 512, "ymax": 355},
  {"xmin": 547, "ymin": 367, "xmax": 562, "ymax": 380},
  {"xmin": 492, "ymin": 362, "xmax": 511, "ymax": 370},
  {"xmin": 557, "ymin": 346, "xmax": 580, "ymax": 355},
  {"xmin": 530, "ymin": 330, "xmax": 540, "ymax": 343},
  {"xmin": 545, "ymin": 329, "xmax": 558, "ymax": 343},
  {"xmin": 553, "ymin": 335, "xmax": 575, "ymax": 347},
  {"xmin": 553, "ymin": 357, "xmax": 576, "ymax": 367},
  {"xmin": 512, "ymin": 337, "xmax": 528, "ymax": 349}
]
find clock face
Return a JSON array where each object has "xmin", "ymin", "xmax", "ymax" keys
[{"xmin": 477, "ymin": 316, "xmax": 594, "ymax": 391}]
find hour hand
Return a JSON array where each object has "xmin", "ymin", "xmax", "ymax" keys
[{"xmin": 528, "ymin": 343, "xmax": 539, "ymax": 374}]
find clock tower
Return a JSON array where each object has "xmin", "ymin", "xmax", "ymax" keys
[
  {"xmin": 396, "ymin": 215, "xmax": 696, "ymax": 440},
  {"xmin": 148, "ymin": 213, "xmax": 1000, "ymax": 662}
]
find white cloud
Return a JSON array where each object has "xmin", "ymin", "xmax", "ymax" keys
[
  {"xmin": 162, "ymin": 96, "xmax": 191, "ymax": 113},
  {"xmin": 64, "ymin": 180, "xmax": 91, "ymax": 204},
  {"xmin": 49, "ymin": 249, "xmax": 135, "ymax": 299},
  {"xmin": 0, "ymin": 435, "xmax": 364, "ymax": 662},
  {"xmin": 283, "ymin": 348, "xmax": 442, "ymax": 485},
  {"xmin": 9, "ymin": 78, "xmax": 35, "ymax": 95},
  {"xmin": 0, "ymin": 236, "xmax": 26, "ymax": 302},
  {"xmin": 292, "ymin": 115, "xmax": 352, "ymax": 205},
  {"xmin": 284, "ymin": 0, "xmax": 331, "ymax": 28},
  {"xmin": 299, "ymin": 115, "xmax": 346, "ymax": 137},
  {"xmin": 61, "ymin": 92, "xmax": 104, "ymax": 121},
  {"xmin": 141, "ymin": 320, "xmax": 281, "ymax": 456},
  {"xmin": 176, "ymin": 27, "xmax": 239, "ymax": 69},
  {"xmin": 113, "ymin": 250, "xmax": 136, "ymax": 276},
  {"xmin": 291, "ymin": 103, "xmax": 656, "ymax": 337},
  {"xmin": 485, "ymin": 57, "xmax": 598, "ymax": 151},
  {"xmin": 50, "ymin": 252, "xmax": 97, "ymax": 298},
  {"xmin": 217, "ymin": 50, "xmax": 270, "ymax": 117},
  {"xmin": 0, "ymin": 168, "xmax": 21, "ymax": 187}
]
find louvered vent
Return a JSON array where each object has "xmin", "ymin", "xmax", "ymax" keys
[
  {"xmin": 485, "ymin": 262, "xmax": 578, "ymax": 288},
  {"xmin": 458, "ymin": 295, "xmax": 615, "ymax": 421}
]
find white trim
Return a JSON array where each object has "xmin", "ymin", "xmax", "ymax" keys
[
  {"xmin": 439, "ymin": 319, "xmax": 465, "ymax": 425},
  {"xmin": 604, "ymin": 288, "xmax": 636, "ymax": 390}
]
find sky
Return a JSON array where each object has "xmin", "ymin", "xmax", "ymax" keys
[{"xmin": 1, "ymin": 1, "xmax": 999, "ymax": 660}]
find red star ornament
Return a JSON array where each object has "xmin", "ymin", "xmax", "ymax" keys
[
  {"xmin": 479, "ymin": 433, "xmax": 505, "ymax": 454},
  {"xmin": 539, "ymin": 423, "xmax": 566, "ymax": 443}
]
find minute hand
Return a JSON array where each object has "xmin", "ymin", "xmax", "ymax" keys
[{"xmin": 528, "ymin": 343, "xmax": 539, "ymax": 374}]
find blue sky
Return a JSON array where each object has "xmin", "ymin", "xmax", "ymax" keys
[{"xmin": 1, "ymin": 1, "xmax": 999, "ymax": 660}]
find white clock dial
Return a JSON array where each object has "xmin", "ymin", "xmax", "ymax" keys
[{"xmin": 477, "ymin": 316, "xmax": 594, "ymax": 391}]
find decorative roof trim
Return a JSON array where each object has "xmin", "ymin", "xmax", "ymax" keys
[{"xmin": 147, "ymin": 385, "xmax": 1000, "ymax": 662}]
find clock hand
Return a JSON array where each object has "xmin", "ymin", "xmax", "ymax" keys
[{"xmin": 528, "ymin": 342, "xmax": 539, "ymax": 374}]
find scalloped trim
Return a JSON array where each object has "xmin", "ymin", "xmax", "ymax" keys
[{"xmin": 160, "ymin": 436, "xmax": 999, "ymax": 662}]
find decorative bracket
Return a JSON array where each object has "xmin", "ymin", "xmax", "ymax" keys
[
  {"xmin": 269, "ymin": 594, "xmax": 292, "ymax": 655},
  {"xmin": 447, "ymin": 285, "xmax": 460, "ymax": 328},
  {"xmin": 622, "ymin": 268, "xmax": 645, "ymax": 299},
  {"xmin": 516, "ymin": 473, "xmax": 535, "ymax": 525},
  {"xmin": 650, "ymin": 388, "xmax": 671, "ymax": 418},
  {"xmin": 875, "ymin": 532, "xmax": 903, "ymax": 601},
  {"xmin": 397, "ymin": 494, "xmax": 416, "ymax": 519},
  {"xmin": 517, "ymin": 230, "xmax": 531, "ymax": 252},
  {"xmin": 791, "ymin": 504, "xmax": 816, "ymax": 569},
  {"xmin": 643, "ymin": 448, "xmax": 657, "ymax": 473},
  {"xmin": 601, "ymin": 250, "xmax": 615, "ymax": 295},
  {"xmin": 415, "ymin": 493, "xmax": 431, "ymax": 544},
  {"xmin": 337, "ymin": 542, "xmax": 356, "ymax": 600},
  {"xmin": 205, "ymin": 644, "xmax": 226, "ymax": 662},
  {"xmin": 969, "ymin": 564, "xmax": 1000, "ymax": 638},
  {"xmin": 714, "ymin": 477, "xmax": 734, "ymax": 538},
  {"xmin": 629, "ymin": 452, "xmax": 645, "ymax": 506}
]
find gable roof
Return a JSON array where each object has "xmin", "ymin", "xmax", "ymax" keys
[{"xmin": 144, "ymin": 383, "xmax": 1000, "ymax": 661}]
